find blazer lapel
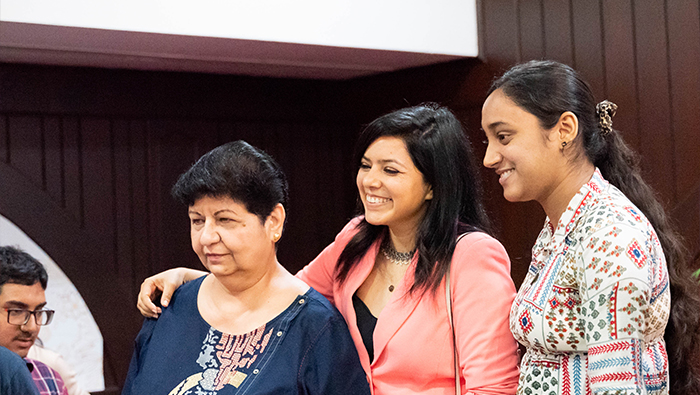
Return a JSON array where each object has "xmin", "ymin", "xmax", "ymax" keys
[{"xmin": 371, "ymin": 260, "xmax": 422, "ymax": 364}]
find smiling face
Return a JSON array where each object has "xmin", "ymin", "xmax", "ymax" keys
[
  {"xmin": 356, "ymin": 136, "xmax": 433, "ymax": 235},
  {"xmin": 189, "ymin": 196, "xmax": 283, "ymax": 286},
  {"xmin": 481, "ymin": 88, "xmax": 565, "ymax": 204},
  {"xmin": 0, "ymin": 282, "xmax": 46, "ymax": 357}
]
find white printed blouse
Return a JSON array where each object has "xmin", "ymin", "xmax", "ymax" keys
[{"xmin": 511, "ymin": 168, "xmax": 670, "ymax": 395}]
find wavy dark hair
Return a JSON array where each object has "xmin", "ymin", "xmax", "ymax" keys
[
  {"xmin": 171, "ymin": 140, "xmax": 289, "ymax": 227},
  {"xmin": 335, "ymin": 103, "xmax": 492, "ymax": 295},
  {"xmin": 489, "ymin": 59, "xmax": 700, "ymax": 394},
  {"xmin": 0, "ymin": 245, "xmax": 48, "ymax": 290}
]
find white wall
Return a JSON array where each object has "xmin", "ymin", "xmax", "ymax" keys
[
  {"xmin": 0, "ymin": 215, "xmax": 105, "ymax": 392},
  {"xmin": 0, "ymin": 0, "xmax": 478, "ymax": 56}
]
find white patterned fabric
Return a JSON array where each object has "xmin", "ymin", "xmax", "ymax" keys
[{"xmin": 510, "ymin": 169, "xmax": 670, "ymax": 395}]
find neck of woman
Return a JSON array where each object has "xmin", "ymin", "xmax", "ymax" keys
[
  {"xmin": 387, "ymin": 225, "xmax": 419, "ymax": 254},
  {"xmin": 540, "ymin": 160, "xmax": 596, "ymax": 226},
  {"xmin": 199, "ymin": 263, "xmax": 308, "ymax": 334}
]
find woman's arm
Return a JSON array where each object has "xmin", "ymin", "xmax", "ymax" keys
[
  {"xmin": 580, "ymin": 224, "xmax": 663, "ymax": 394},
  {"xmin": 451, "ymin": 233, "xmax": 520, "ymax": 394},
  {"xmin": 137, "ymin": 268, "xmax": 207, "ymax": 317}
]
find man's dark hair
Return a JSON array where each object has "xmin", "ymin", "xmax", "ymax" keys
[{"xmin": 0, "ymin": 246, "xmax": 48, "ymax": 290}]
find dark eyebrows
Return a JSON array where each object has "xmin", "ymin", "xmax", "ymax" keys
[
  {"xmin": 213, "ymin": 209, "xmax": 237, "ymax": 216},
  {"xmin": 188, "ymin": 209, "xmax": 237, "ymax": 216},
  {"xmin": 361, "ymin": 156, "xmax": 405, "ymax": 167},
  {"xmin": 3, "ymin": 300, "xmax": 47, "ymax": 310},
  {"xmin": 484, "ymin": 121, "xmax": 507, "ymax": 131}
]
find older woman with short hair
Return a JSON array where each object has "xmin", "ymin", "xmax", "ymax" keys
[{"xmin": 122, "ymin": 141, "xmax": 369, "ymax": 395}]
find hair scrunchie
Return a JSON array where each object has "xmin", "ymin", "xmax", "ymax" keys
[{"xmin": 596, "ymin": 100, "xmax": 617, "ymax": 135}]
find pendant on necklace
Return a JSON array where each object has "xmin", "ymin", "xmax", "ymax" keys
[{"xmin": 388, "ymin": 285, "xmax": 395, "ymax": 292}]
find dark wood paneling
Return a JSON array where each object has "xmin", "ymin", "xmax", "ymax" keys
[
  {"xmin": 0, "ymin": 115, "xmax": 7, "ymax": 163},
  {"xmin": 667, "ymin": 0, "xmax": 700, "ymax": 242},
  {"xmin": 570, "ymin": 1, "xmax": 606, "ymax": 99},
  {"xmin": 481, "ymin": 0, "xmax": 520, "ymax": 64},
  {"xmin": 518, "ymin": 1, "xmax": 545, "ymax": 61},
  {"xmin": 128, "ymin": 120, "xmax": 154, "ymax": 288},
  {"xmin": 542, "ymin": 0, "xmax": 574, "ymax": 64},
  {"xmin": 8, "ymin": 116, "xmax": 43, "ymax": 188},
  {"xmin": 114, "ymin": 120, "xmax": 134, "ymax": 276},
  {"xmin": 62, "ymin": 117, "xmax": 82, "ymax": 223},
  {"xmin": 602, "ymin": 1, "xmax": 640, "ymax": 149},
  {"xmin": 44, "ymin": 117, "xmax": 63, "ymax": 203},
  {"xmin": 634, "ymin": 1, "xmax": 675, "ymax": 205}
]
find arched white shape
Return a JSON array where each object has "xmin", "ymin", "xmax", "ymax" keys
[{"xmin": 0, "ymin": 214, "xmax": 105, "ymax": 392}]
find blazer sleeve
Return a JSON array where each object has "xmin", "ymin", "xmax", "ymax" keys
[
  {"xmin": 295, "ymin": 218, "xmax": 362, "ymax": 306},
  {"xmin": 451, "ymin": 233, "xmax": 520, "ymax": 395}
]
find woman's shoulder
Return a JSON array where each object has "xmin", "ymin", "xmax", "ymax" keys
[
  {"xmin": 290, "ymin": 288, "xmax": 346, "ymax": 329},
  {"xmin": 301, "ymin": 287, "xmax": 343, "ymax": 317},
  {"xmin": 452, "ymin": 231, "xmax": 511, "ymax": 272},
  {"xmin": 163, "ymin": 274, "xmax": 205, "ymax": 311},
  {"xmin": 578, "ymin": 185, "xmax": 655, "ymax": 237},
  {"xmin": 290, "ymin": 288, "xmax": 355, "ymax": 344},
  {"xmin": 455, "ymin": 231, "xmax": 507, "ymax": 253}
]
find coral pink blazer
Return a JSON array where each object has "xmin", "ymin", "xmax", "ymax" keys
[{"xmin": 296, "ymin": 218, "xmax": 520, "ymax": 395}]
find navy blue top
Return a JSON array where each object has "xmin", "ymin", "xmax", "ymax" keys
[
  {"xmin": 123, "ymin": 276, "xmax": 369, "ymax": 395},
  {"xmin": 0, "ymin": 346, "xmax": 39, "ymax": 395}
]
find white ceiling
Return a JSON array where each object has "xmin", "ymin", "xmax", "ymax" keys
[{"xmin": 0, "ymin": 0, "xmax": 479, "ymax": 80}]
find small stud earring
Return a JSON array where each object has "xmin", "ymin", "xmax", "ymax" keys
[
  {"xmin": 561, "ymin": 141, "xmax": 568, "ymax": 148},
  {"xmin": 274, "ymin": 233, "xmax": 280, "ymax": 241}
]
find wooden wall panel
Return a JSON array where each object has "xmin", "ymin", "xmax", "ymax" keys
[
  {"xmin": 570, "ymin": 1, "xmax": 606, "ymax": 99},
  {"xmin": 517, "ymin": 1, "xmax": 545, "ymax": 61},
  {"xmin": 114, "ymin": 119, "xmax": 134, "ymax": 277},
  {"xmin": 481, "ymin": 0, "xmax": 520, "ymax": 64},
  {"xmin": 128, "ymin": 120, "xmax": 154, "ymax": 290},
  {"xmin": 634, "ymin": 1, "xmax": 676, "ymax": 205},
  {"xmin": 44, "ymin": 117, "xmax": 63, "ymax": 203},
  {"xmin": 667, "ymin": 0, "xmax": 700, "ymax": 252},
  {"xmin": 8, "ymin": 116, "xmax": 43, "ymax": 189},
  {"xmin": 542, "ymin": 0, "xmax": 574, "ymax": 64},
  {"xmin": 62, "ymin": 117, "xmax": 82, "ymax": 224},
  {"xmin": 602, "ymin": 1, "xmax": 641, "ymax": 149},
  {"xmin": 0, "ymin": 115, "xmax": 7, "ymax": 162}
]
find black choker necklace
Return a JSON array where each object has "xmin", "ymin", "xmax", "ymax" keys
[{"xmin": 380, "ymin": 239, "xmax": 415, "ymax": 266}]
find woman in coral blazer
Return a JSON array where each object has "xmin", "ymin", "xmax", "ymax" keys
[{"xmin": 296, "ymin": 217, "xmax": 518, "ymax": 394}]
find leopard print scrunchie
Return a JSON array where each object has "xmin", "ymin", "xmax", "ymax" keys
[{"xmin": 596, "ymin": 100, "xmax": 617, "ymax": 135}]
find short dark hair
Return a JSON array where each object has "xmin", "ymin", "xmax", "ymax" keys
[
  {"xmin": 0, "ymin": 246, "xmax": 48, "ymax": 290},
  {"xmin": 171, "ymin": 140, "xmax": 289, "ymax": 223}
]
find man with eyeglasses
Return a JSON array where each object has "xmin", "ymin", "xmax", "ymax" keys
[{"xmin": 0, "ymin": 246, "xmax": 68, "ymax": 395}]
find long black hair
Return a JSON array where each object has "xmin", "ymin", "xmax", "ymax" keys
[
  {"xmin": 489, "ymin": 60, "xmax": 700, "ymax": 394},
  {"xmin": 335, "ymin": 103, "xmax": 492, "ymax": 295}
]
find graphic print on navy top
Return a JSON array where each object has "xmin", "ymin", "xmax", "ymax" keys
[
  {"xmin": 123, "ymin": 275, "xmax": 371, "ymax": 395},
  {"xmin": 171, "ymin": 323, "xmax": 275, "ymax": 393}
]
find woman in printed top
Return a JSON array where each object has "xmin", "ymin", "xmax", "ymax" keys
[
  {"xmin": 137, "ymin": 104, "xmax": 521, "ymax": 394},
  {"xmin": 481, "ymin": 60, "xmax": 700, "ymax": 395},
  {"xmin": 122, "ymin": 141, "xmax": 370, "ymax": 395}
]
